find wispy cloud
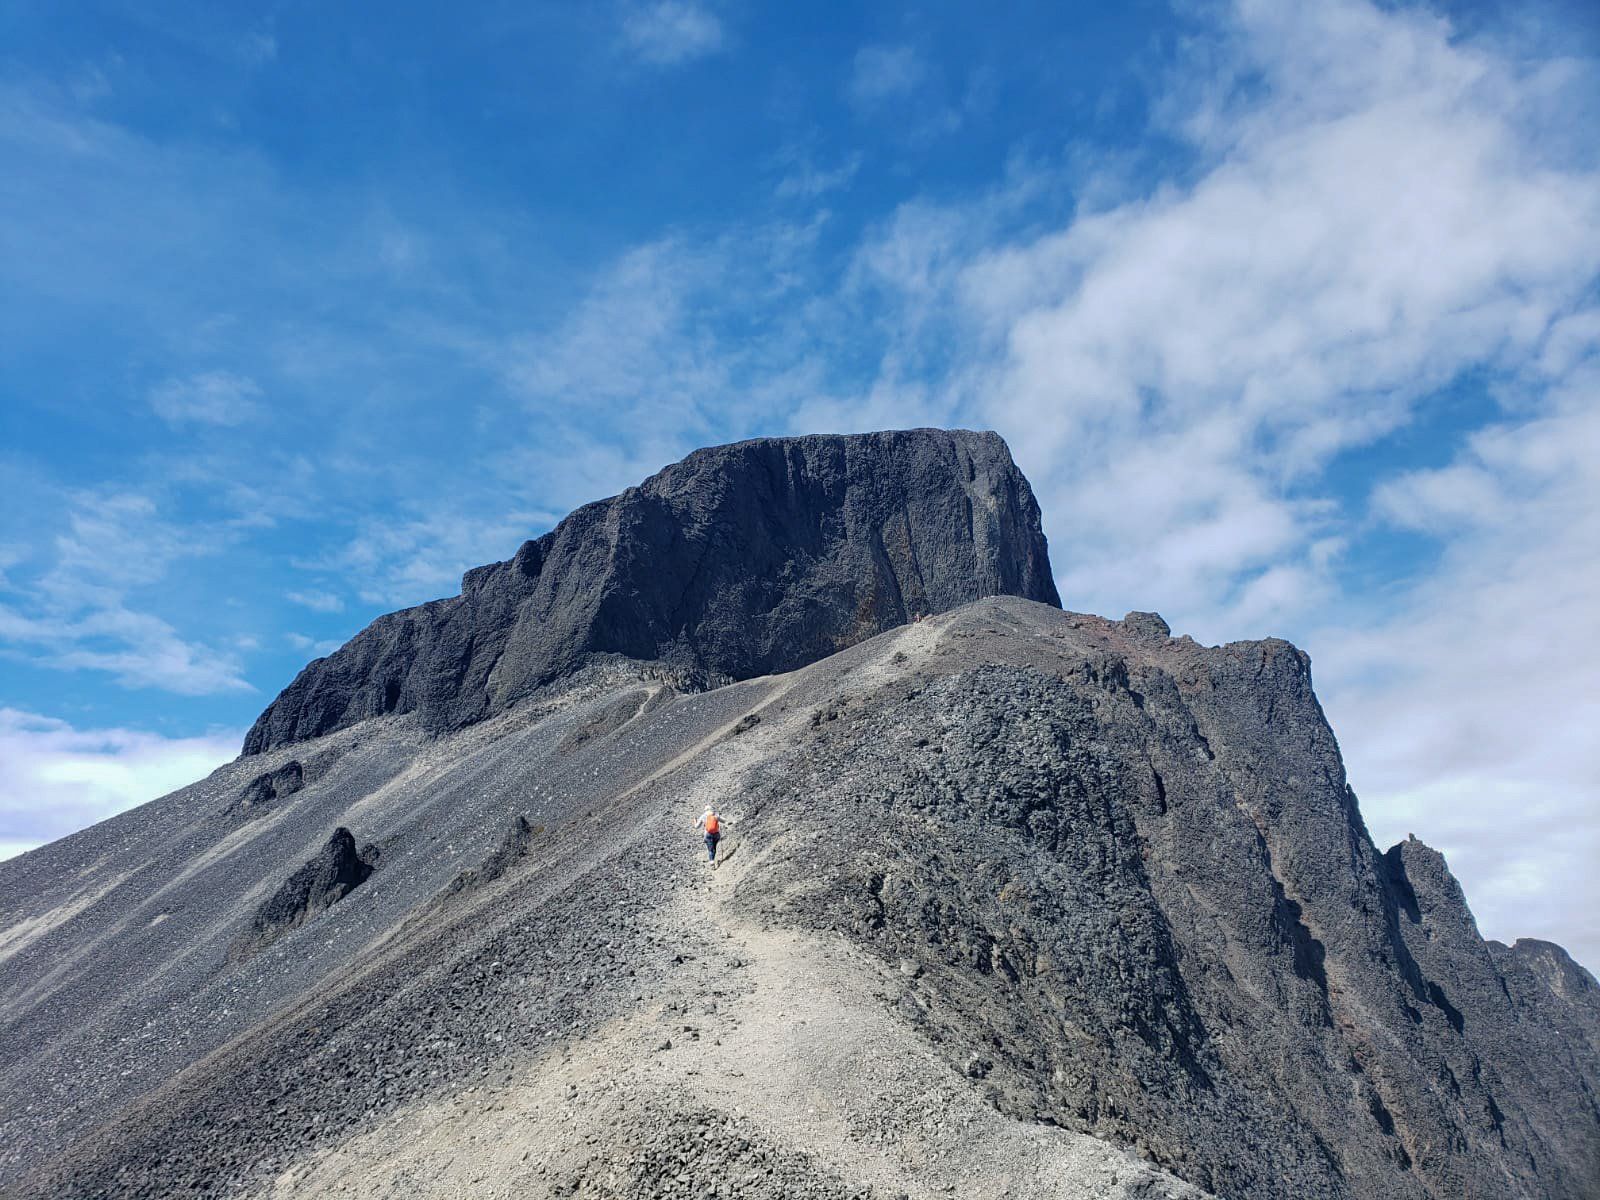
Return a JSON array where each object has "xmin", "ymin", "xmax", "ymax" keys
[
  {"xmin": 0, "ymin": 489, "xmax": 252, "ymax": 695},
  {"xmin": 620, "ymin": 2, "xmax": 725, "ymax": 67},
  {"xmin": 774, "ymin": 149, "xmax": 862, "ymax": 201},
  {"xmin": 2, "ymin": 0, "xmax": 1594, "ymax": 969},
  {"xmin": 243, "ymin": 30, "xmax": 277, "ymax": 65},
  {"xmin": 0, "ymin": 606, "xmax": 253, "ymax": 696},
  {"xmin": 1316, "ymin": 344, "xmax": 1600, "ymax": 965},
  {"xmin": 311, "ymin": 508, "xmax": 558, "ymax": 608},
  {"xmin": 912, "ymin": 0, "xmax": 1600, "ymax": 640},
  {"xmin": 491, "ymin": 225, "xmax": 844, "ymax": 507},
  {"xmin": 847, "ymin": 44, "xmax": 927, "ymax": 108},
  {"xmin": 149, "ymin": 370, "xmax": 262, "ymax": 425},
  {"xmin": 286, "ymin": 632, "xmax": 343, "ymax": 657},
  {"xmin": 0, "ymin": 707, "xmax": 240, "ymax": 855},
  {"xmin": 285, "ymin": 588, "xmax": 343, "ymax": 613},
  {"xmin": 0, "ymin": 544, "xmax": 25, "ymax": 591}
]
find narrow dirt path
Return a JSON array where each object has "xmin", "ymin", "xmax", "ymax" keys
[{"xmin": 256, "ymin": 620, "xmax": 1205, "ymax": 1199}]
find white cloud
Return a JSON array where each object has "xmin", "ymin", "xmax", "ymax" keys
[
  {"xmin": 0, "ymin": 543, "xmax": 25, "ymax": 590},
  {"xmin": 1370, "ymin": 462, "xmax": 1503, "ymax": 533},
  {"xmin": 149, "ymin": 370, "xmax": 262, "ymax": 425},
  {"xmin": 493, "ymin": 226, "xmax": 839, "ymax": 512},
  {"xmin": 67, "ymin": 65, "xmax": 113, "ymax": 106},
  {"xmin": 1, "ymin": 0, "xmax": 1592, "ymax": 973},
  {"xmin": 1314, "ymin": 348, "xmax": 1600, "ymax": 966},
  {"xmin": 312, "ymin": 508, "xmax": 558, "ymax": 608},
  {"xmin": 620, "ymin": 2, "xmax": 725, "ymax": 66},
  {"xmin": 243, "ymin": 31, "xmax": 277, "ymax": 65},
  {"xmin": 848, "ymin": 44, "xmax": 927, "ymax": 108},
  {"xmin": 822, "ymin": 0, "xmax": 1599, "ymax": 963},
  {"xmin": 0, "ymin": 605, "xmax": 254, "ymax": 695},
  {"xmin": 286, "ymin": 588, "xmax": 343, "ymax": 613},
  {"xmin": 909, "ymin": 0, "xmax": 1600, "ymax": 642},
  {"xmin": 774, "ymin": 150, "xmax": 862, "ymax": 201},
  {"xmin": 508, "ymin": 239, "xmax": 727, "ymax": 410},
  {"xmin": 0, "ymin": 489, "xmax": 251, "ymax": 695},
  {"xmin": 286, "ymin": 632, "xmax": 342, "ymax": 657},
  {"xmin": 0, "ymin": 707, "xmax": 240, "ymax": 852}
]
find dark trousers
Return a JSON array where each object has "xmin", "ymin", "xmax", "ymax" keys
[{"xmin": 705, "ymin": 833, "xmax": 720, "ymax": 861}]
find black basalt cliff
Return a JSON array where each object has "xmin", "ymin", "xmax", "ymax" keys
[{"xmin": 244, "ymin": 429, "xmax": 1059, "ymax": 755}]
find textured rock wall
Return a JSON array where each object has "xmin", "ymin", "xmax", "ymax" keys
[
  {"xmin": 730, "ymin": 602, "xmax": 1600, "ymax": 1200},
  {"xmin": 244, "ymin": 429, "xmax": 1059, "ymax": 755}
]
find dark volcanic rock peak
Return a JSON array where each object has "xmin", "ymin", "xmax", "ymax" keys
[{"xmin": 244, "ymin": 428, "xmax": 1059, "ymax": 755}]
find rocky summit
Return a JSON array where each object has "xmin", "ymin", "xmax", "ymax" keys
[
  {"xmin": 0, "ymin": 431, "xmax": 1595, "ymax": 1200},
  {"xmin": 242, "ymin": 428, "xmax": 1059, "ymax": 755}
]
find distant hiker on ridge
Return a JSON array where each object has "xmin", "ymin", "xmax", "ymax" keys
[{"xmin": 696, "ymin": 807, "xmax": 724, "ymax": 867}]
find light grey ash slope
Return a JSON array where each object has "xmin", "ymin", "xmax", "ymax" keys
[
  {"xmin": 2, "ymin": 600, "xmax": 1596, "ymax": 1200},
  {"xmin": 243, "ymin": 428, "xmax": 1059, "ymax": 756}
]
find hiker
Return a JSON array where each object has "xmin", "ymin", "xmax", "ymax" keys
[{"xmin": 696, "ymin": 807, "xmax": 724, "ymax": 866}]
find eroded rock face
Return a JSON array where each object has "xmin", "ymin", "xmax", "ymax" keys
[{"xmin": 243, "ymin": 429, "xmax": 1059, "ymax": 755}]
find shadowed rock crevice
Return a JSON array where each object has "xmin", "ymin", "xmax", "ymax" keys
[{"xmin": 1276, "ymin": 889, "xmax": 1331, "ymax": 998}]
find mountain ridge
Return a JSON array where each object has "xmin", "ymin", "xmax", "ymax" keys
[
  {"xmin": 1, "ymin": 430, "xmax": 1594, "ymax": 1199},
  {"xmin": 5, "ymin": 598, "xmax": 1595, "ymax": 1198}
]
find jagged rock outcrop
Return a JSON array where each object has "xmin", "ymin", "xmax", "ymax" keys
[
  {"xmin": 243, "ymin": 429, "xmax": 1059, "ymax": 755},
  {"xmin": 229, "ymin": 827, "xmax": 376, "ymax": 960},
  {"xmin": 728, "ymin": 605, "xmax": 1600, "ymax": 1200},
  {"xmin": 234, "ymin": 760, "xmax": 303, "ymax": 815}
]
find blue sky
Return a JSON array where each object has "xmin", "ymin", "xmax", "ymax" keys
[{"xmin": 2, "ymin": 0, "xmax": 1597, "ymax": 966}]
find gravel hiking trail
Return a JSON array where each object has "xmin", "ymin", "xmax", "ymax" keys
[{"xmin": 254, "ymin": 618, "xmax": 1203, "ymax": 1200}]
